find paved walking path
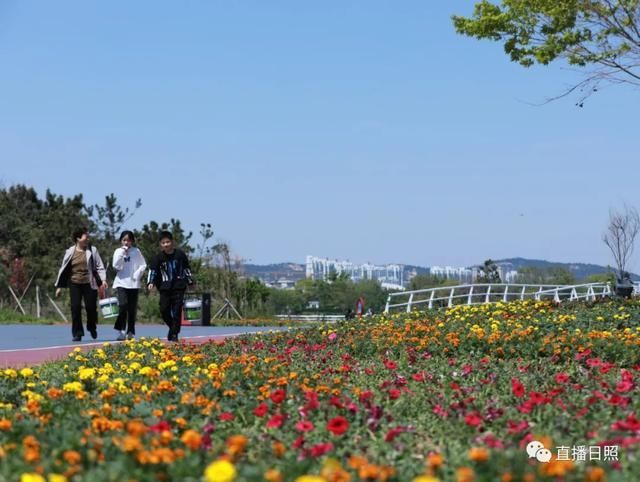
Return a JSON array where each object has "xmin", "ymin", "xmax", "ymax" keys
[{"xmin": 0, "ymin": 324, "xmax": 284, "ymax": 367}]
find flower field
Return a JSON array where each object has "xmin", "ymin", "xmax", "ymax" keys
[{"xmin": 1, "ymin": 299, "xmax": 639, "ymax": 482}]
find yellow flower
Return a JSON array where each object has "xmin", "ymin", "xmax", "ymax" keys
[
  {"xmin": 20, "ymin": 474, "xmax": 45, "ymax": 482},
  {"xmin": 20, "ymin": 368, "xmax": 34, "ymax": 378},
  {"xmin": 412, "ymin": 475, "xmax": 441, "ymax": 482},
  {"xmin": 62, "ymin": 382, "xmax": 83, "ymax": 393},
  {"xmin": 48, "ymin": 475, "xmax": 68, "ymax": 482},
  {"xmin": 78, "ymin": 368, "xmax": 96, "ymax": 380},
  {"xmin": 204, "ymin": 460, "xmax": 237, "ymax": 482},
  {"xmin": 295, "ymin": 477, "xmax": 326, "ymax": 482}
]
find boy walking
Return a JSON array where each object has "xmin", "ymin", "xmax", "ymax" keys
[{"xmin": 147, "ymin": 231, "xmax": 194, "ymax": 341}]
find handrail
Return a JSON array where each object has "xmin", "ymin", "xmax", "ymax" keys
[{"xmin": 384, "ymin": 282, "xmax": 612, "ymax": 313}]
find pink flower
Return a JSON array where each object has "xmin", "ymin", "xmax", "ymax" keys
[{"xmin": 295, "ymin": 420, "xmax": 315, "ymax": 433}]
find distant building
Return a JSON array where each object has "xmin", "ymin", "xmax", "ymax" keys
[{"xmin": 306, "ymin": 256, "xmax": 405, "ymax": 289}]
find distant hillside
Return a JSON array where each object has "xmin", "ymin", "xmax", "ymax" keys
[
  {"xmin": 243, "ymin": 263, "xmax": 306, "ymax": 283},
  {"xmin": 242, "ymin": 258, "xmax": 638, "ymax": 284},
  {"xmin": 495, "ymin": 257, "xmax": 639, "ymax": 281}
]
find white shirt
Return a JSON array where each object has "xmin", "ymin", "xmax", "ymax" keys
[{"xmin": 112, "ymin": 246, "xmax": 147, "ymax": 289}]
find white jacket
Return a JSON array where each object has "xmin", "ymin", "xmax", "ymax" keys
[{"xmin": 112, "ymin": 246, "xmax": 147, "ymax": 289}]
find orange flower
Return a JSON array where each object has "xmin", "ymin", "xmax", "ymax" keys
[
  {"xmin": 456, "ymin": 467, "xmax": 475, "ymax": 482},
  {"xmin": 426, "ymin": 453, "xmax": 444, "ymax": 472},
  {"xmin": 539, "ymin": 459, "xmax": 574, "ymax": 477},
  {"xmin": 272, "ymin": 441, "xmax": 286, "ymax": 458},
  {"xmin": 47, "ymin": 387, "xmax": 63, "ymax": 399},
  {"xmin": 501, "ymin": 473, "xmax": 513, "ymax": 482},
  {"xmin": 127, "ymin": 420, "xmax": 148, "ymax": 437},
  {"xmin": 468, "ymin": 447, "xmax": 489, "ymax": 463},
  {"xmin": 348, "ymin": 455, "xmax": 368, "ymax": 470},
  {"xmin": 63, "ymin": 450, "xmax": 82, "ymax": 465},
  {"xmin": 122, "ymin": 436, "xmax": 143, "ymax": 453},
  {"xmin": 180, "ymin": 430, "xmax": 202, "ymax": 451},
  {"xmin": 226, "ymin": 435, "xmax": 248, "ymax": 457},
  {"xmin": 585, "ymin": 466, "xmax": 606, "ymax": 482},
  {"xmin": 0, "ymin": 419, "xmax": 11, "ymax": 431},
  {"xmin": 264, "ymin": 469, "xmax": 283, "ymax": 482},
  {"xmin": 22, "ymin": 435, "xmax": 40, "ymax": 464}
]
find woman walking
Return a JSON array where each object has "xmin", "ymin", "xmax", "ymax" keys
[
  {"xmin": 55, "ymin": 227, "xmax": 108, "ymax": 342},
  {"xmin": 112, "ymin": 230, "xmax": 147, "ymax": 340}
]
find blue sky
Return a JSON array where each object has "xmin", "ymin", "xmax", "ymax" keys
[{"xmin": 1, "ymin": 1, "xmax": 638, "ymax": 270}]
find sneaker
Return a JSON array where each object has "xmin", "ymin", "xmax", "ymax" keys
[
  {"xmin": 72, "ymin": 336, "xmax": 81, "ymax": 342},
  {"xmin": 116, "ymin": 331, "xmax": 126, "ymax": 341},
  {"xmin": 126, "ymin": 332, "xmax": 135, "ymax": 340},
  {"xmin": 89, "ymin": 329, "xmax": 98, "ymax": 340}
]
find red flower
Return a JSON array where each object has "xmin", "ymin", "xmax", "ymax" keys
[
  {"xmin": 511, "ymin": 378, "xmax": 525, "ymax": 398},
  {"xmin": 327, "ymin": 416, "xmax": 349, "ymax": 436},
  {"xmin": 507, "ymin": 420, "xmax": 529, "ymax": 434},
  {"xmin": 219, "ymin": 412, "xmax": 234, "ymax": 421},
  {"xmin": 254, "ymin": 403, "xmax": 269, "ymax": 417},
  {"xmin": 612, "ymin": 414, "xmax": 640, "ymax": 432},
  {"xmin": 384, "ymin": 359, "xmax": 397, "ymax": 370},
  {"xmin": 554, "ymin": 373, "xmax": 570, "ymax": 384},
  {"xmin": 384, "ymin": 427, "xmax": 406, "ymax": 442},
  {"xmin": 388, "ymin": 389, "xmax": 401, "ymax": 400},
  {"xmin": 464, "ymin": 412, "xmax": 483, "ymax": 427},
  {"xmin": 267, "ymin": 414, "xmax": 286, "ymax": 429},
  {"xmin": 412, "ymin": 372, "xmax": 426, "ymax": 382},
  {"xmin": 432, "ymin": 404, "xmax": 448, "ymax": 418},
  {"xmin": 270, "ymin": 389, "xmax": 286, "ymax": 404},
  {"xmin": 149, "ymin": 420, "xmax": 171, "ymax": 433},
  {"xmin": 295, "ymin": 420, "xmax": 315, "ymax": 433},
  {"xmin": 310, "ymin": 442, "xmax": 334, "ymax": 457}
]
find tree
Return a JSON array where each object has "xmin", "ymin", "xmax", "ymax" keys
[
  {"xmin": 453, "ymin": 1, "xmax": 640, "ymax": 104},
  {"xmin": 517, "ymin": 266, "xmax": 576, "ymax": 284},
  {"xmin": 602, "ymin": 204, "xmax": 640, "ymax": 279},
  {"xmin": 134, "ymin": 219, "xmax": 193, "ymax": 262},
  {"xmin": 409, "ymin": 274, "xmax": 460, "ymax": 291},
  {"xmin": 476, "ymin": 259, "xmax": 502, "ymax": 283}
]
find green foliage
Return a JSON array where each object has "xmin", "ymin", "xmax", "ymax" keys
[
  {"xmin": 0, "ymin": 185, "xmax": 90, "ymax": 300},
  {"xmin": 409, "ymin": 274, "xmax": 460, "ymax": 290},
  {"xmin": 452, "ymin": 1, "xmax": 640, "ymax": 100},
  {"xmin": 134, "ymin": 219, "xmax": 193, "ymax": 263},
  {"xmin": 516, "ymin": 265, "xmax": 576, "ymax": 284}
]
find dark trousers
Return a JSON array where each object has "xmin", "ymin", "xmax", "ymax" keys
[
  {"xmin": 69, "ymin": 283, "xmax": 98, "ymax": 337},
  {"xmin": 159, "ymin": 289, "xmax": 185, "ymax": 338},
  {"xmin": 114, "ymin": 288, "xmax": 139, "ymax": 334}
]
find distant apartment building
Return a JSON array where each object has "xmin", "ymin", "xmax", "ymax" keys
[{"xmin": 306, "ymin": 256, "xmax": 405, "ymax": 290}]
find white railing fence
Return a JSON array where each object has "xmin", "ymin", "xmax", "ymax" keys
[{"xmin": 384, "ymin": 283, "xmax": 613, "ymax": 313}]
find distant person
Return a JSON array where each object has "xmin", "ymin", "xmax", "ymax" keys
[
  {"xmin": 112, "ymin": 230, "xmax": 147, "ymax": 341},
  {"xmin": 355, "ymin": 296, "xmax": 365, "ymax": 318},
  {"xmin": 345, "ymin": 308, "xmax": 354, "ymax": 320},
  {"xmin": 147, "ymin": 231, "xmax": 194, "ymax": 341},
  {"xmin": 55, "ymin": 227, "xmax": 108, "ymax": 341}
]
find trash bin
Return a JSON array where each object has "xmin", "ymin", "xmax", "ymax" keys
[
  {"xmin": 99, "ymin": 297, "xmax": 119, "ymax": 319},
  {"xmin": 184, "ymin": 299, "xmax": 202, "ymax": 325}
]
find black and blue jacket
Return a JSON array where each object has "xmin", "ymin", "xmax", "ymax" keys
[{"xmin": 147, "ymin": 249, "xmax": 193, "ymax": 290}]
